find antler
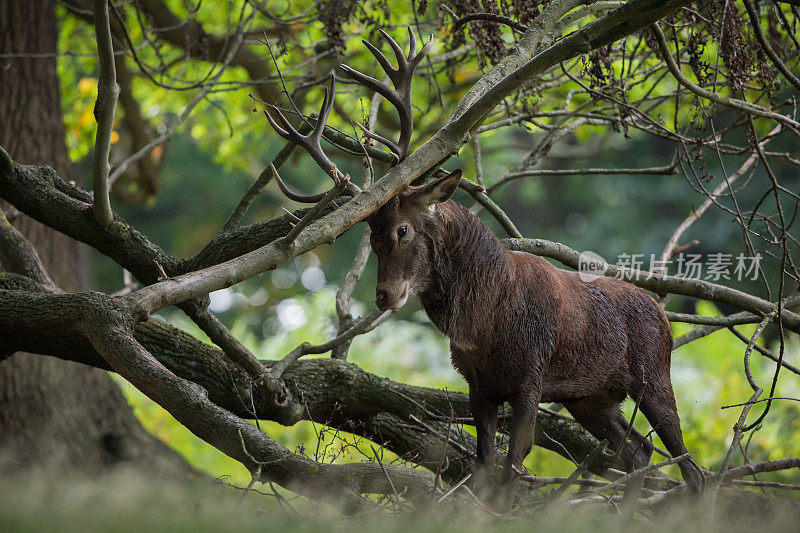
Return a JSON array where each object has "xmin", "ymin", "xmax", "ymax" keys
[
  {"xmin": 263, "ymin": 75, "xmax": 362, "ymax": 202},
  {"xmin": 340, "ymin": 27, "xmax": 432, "ymax": 164}
]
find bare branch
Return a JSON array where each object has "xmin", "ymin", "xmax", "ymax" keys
[
  {"xmin": 459, "ymin": 178, "xmax": 522, "ymax": 238},
  {"xmin": 743, "ymin": 0, "xmax": 800, "ymax": 92},
  {"xmin": 650, "ymin": 23, "xmax": 800, "ymax": 134},
  {"xmin": 270, "ymin": 308, "xmax": 390, "ymax": 380},
  {"xmin": 713, "ymin": 388, "xmax": 762, "ymax": 500},
  {"xmin": 91, "ymin": 0, "xmax": 119, "ymax": 228},
  {"xmin": 659, "ymin": 126, "xmax": 781, "ymax": 262}
]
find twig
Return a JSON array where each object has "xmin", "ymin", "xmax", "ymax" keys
[
  {"xmin": 743, "ymin": 316, "xmax": 774, "ymax": 391},
  {"xmin": 650, "ymin": 23, "xmax": 800, "ymax": 134},
  {"xmin": 492, "ymin": 164, "xmax": 677, "ymax": 194},
  {"xmin": 459, "ymin": 178, "xmax": 522, "ymax": 238},
  {"xmin": 434, "ymin": 410, "xmax": 455, "ymax": 490},
  {"xmin": 552, "ymin": 440, "xmax": 608, "ymax": 500},
  {"xmin": 659, "ymin": 126, "xmax": 780, "ymax": 262},
  {"xmin": 451, "ymin": 12, "xmax": 527, "ymax": 34},
  {"xmin": 721, "ymin": 396, "xmax": 800, "ymax": 409},
  {"xmin": 730, "ymin": 479, "xmax": 800, "ymax": 490},
  {"xmin": 408, "ymin": 414, "xmax": 474, "ymax": 457},
  {"xmin": 269, "ymin": 308, "xmax": 390, "ymax": 379},
  {"xmin": 666, "ymin": 311, "xmax": 761, "ymax": 327},
  {"xmin": 727, "ymin": 324, "xmax": 800, "ymax": 377},
  {"xmin": 471, "ymin": 135, "xmax": 485, "ymax": 188},
  {"xmin": 588, "ymin": 453, "xmax": 691, "ymax": 494},
  {"xmin": 723, "ymin": 457, "xmax": 800, "ymax": 479},
  {"xmin": 437, "ymin": 473, "xmax": 472, "ymax": 503},
  {"xmin": 370, "ymin": 445, "xmax": 399, "ymax": 505},
  {"xmin": 332, "ymin": 227, "xmax": 372, "ymax": 360},
  {"xmin": 672, "ymin": 292, "xmax": 800, "ymax": 350},
  {"xmin": 715, "ymin": 388, "xmax": 762, "ymax": 494}
]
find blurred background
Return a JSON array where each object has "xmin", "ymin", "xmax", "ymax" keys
[{"xmin": 7, "ymin": 0, "xmax": 798, "ymax": 510}]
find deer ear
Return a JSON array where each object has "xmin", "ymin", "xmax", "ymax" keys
[{"xmin": 407, "ymin": 169, "xmax": 462, "ymax": 206}]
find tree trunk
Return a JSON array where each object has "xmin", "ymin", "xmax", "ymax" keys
[{"xmin": 0, "ymin": 0, "xmax": 189, "ymax": 476}]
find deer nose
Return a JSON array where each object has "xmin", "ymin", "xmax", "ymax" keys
[{"xmin": 375, "ymin": 291, "xmax": 388, "ymax": 310}]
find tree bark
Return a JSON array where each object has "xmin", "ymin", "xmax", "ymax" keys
[{"xmin": 0, "ymin": 0, "xmax": 188, "ymax": 476}]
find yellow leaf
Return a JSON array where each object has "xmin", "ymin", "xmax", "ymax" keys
[
  {"xmin": 77, "ymin": 109, "xmax": 94, "ymax": 127},
  {"xmin": 78, "ymin": 77, "xmax": 96, "ymax": 95}
]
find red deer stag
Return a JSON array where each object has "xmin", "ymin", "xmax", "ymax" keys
[{"xmin": 263, "ymin": 28, "xmax": 703, "ymax": 499}]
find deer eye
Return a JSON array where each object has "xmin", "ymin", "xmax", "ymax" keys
[{"xmin": 397, "ymin": 225, "xmax": 408, "ymax": 239}]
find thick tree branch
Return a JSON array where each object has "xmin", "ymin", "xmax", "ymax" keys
[
  {"xmin": 0, "ymin": 208, "xmax": 55, "ymax": 288},
  {"xmin": 0, "ymin": 286, "xmax": 434, "ymax": 507}
]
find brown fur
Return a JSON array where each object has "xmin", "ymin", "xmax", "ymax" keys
[{"xmin": 368, "ymin": 170, "xmax": 703, "ymax": 495}]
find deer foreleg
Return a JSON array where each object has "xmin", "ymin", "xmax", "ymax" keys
[{"xmin": 468, "ymin": 385, "xmax": 498, "ymax": 469}]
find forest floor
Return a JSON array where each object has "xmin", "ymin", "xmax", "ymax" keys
[{"xmin": 2, "ymin": 471, "xmax": 799, "ymax": 532}]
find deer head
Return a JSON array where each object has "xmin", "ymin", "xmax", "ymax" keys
[{"xmin": 367, "ymin": 169, "xmax": 461, "ymax": 311}]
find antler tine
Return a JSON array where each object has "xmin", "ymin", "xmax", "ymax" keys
[
  {"xmin": 412, "ymin": 35, "xmax": 434, "ymax": 67},
  {"xmin": 263, "ymin": 107, "xmax": 294, "ymax": 141},
  {"xmin": 360, "ymin": 40, "xmax": 398, "ymax": 77},
  {"xmin": 270, "ymin": 163, "xmax": 328, "ymax": 203},
  {"xmin": 354, "ymin": 121, "xmax": 401, "ymax": 163},
  {"xmin": 312, "ymin": 75, "xmax": 336, "ymax": 142},
  {"xmin": 339, "ymin": 64, "xmax": 403, "ymax": 110},
  {"xmin": 265, "ymin": 104, "xmax": 315, "ymax": 148},
  {"xmin": 378, "ymin": 29, "xmax": 406, "ymax": 70},
  {"xmin": 407, "ymin": 26, "xmax": 417, "ymax": 60}
]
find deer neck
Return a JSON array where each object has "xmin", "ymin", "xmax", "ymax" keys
[{"xmin": 419, "ymin": 202, "xmax": 514, "ymax": 350}]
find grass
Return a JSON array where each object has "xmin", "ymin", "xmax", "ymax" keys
[{"xmin": 2, "ymin": 471, "xmax": 799, "ymax": 533}]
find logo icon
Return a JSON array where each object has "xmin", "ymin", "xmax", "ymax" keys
[{"xmin": 578, "ymin": 250, "xmax": 608, "ymax": 282}]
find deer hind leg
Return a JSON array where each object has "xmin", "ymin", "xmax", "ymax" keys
[
  {"xmin": 563, "ymin": 392, "xmax": 654, "ymax": 472},
  {"xmin": 638, "ymin": 381, "xmax": 704, "ymax": 494},
  {"xmin": 563, "ymin": 392, "xmax": 654, "ymax": 508}
]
